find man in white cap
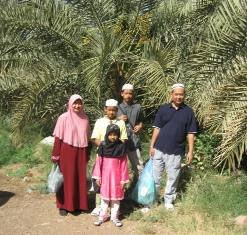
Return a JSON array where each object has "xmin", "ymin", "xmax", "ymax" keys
[
  {"xmin": 118, "ymin": 84, "xmax": 144, "ymax": 179},
  {"xmin": 149, "ymin": 83, "xmax": 197, "ymax": 210},
  {"xmin": 90, "ymin": 99, "xmax": 128, "ymax": 216}
]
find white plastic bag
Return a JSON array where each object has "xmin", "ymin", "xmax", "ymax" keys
[{"xmin": 47, "ymin": 164, "xmax": 64, "ymax": 193}]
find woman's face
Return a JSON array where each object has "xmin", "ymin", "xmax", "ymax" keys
[
  {"xmin": 72, "ymin": 99, "xmax": 83, "ymax": 113},
  {"xmin": 108, "ymin": 132, "xmax": 119, "ymax": 143}
]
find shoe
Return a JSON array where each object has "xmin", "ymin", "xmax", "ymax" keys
[
  {"xmin": 71, "ymin": 210, "xmax": 81, "ymax": 216},
  {"xmin": 94, "ymin": 220, "xmax": 103, "ymax": 226},
  {"xmin": 91, "ymin": 207, "xmax": 100, "ymax": 216},
  {"xmin": 112, "ymin": 219, "xmax": 123, "ymax": 227},
  {"xmin": 164, "ymin": 203, "xmax": 174, "ymax": 210},
  {"xmin": 141, "ymin": 207, "xmax": 150, "ymax": 213},
  {"xmin": 59, "ymin": 209, "xmax": 68, "ymax": 216}
]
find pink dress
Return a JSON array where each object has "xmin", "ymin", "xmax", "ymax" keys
[{"xmin": 92, "ymin": 156, "xmax": 129, "ymax": 201}]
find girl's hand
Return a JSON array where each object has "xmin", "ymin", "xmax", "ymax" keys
[
  {"xmin": 96, "ymin": 179, "xmax": 101, "ymax": 187},
  {"xmin": 120, "ymin": 182, "xmax": 126, "ymax": 190}
]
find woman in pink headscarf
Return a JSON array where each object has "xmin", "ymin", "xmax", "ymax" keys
[{"xmin": 51, "ymin": 94, "xmax": 90, "ymax": 216}]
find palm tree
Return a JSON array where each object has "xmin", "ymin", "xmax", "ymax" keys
[
  {"xmin": 188, "ymin": 0, "xmax": 247, "ymax": 171},
  {"xmin": 0, "ymin": 0, "xmax": 157, "ymax": 142},
  {"xmin": 129, "ymin": 0, "xmax": 247, "ymax": 171},
  {"xmin": 0, "ymin": 0, "xmax": 246, "ymax": 171}
]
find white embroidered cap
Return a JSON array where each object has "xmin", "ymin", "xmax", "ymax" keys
[
  {"xmin": 122, "ymin": 83, "xmax": 134, "ymax": 91},
  {"xmin": 172, "ymin": 83, "xmax": 185, "ymax": 91},
  {"xmin": 105, "ymin": 99, "xmax": 118, "ymax": 107}
]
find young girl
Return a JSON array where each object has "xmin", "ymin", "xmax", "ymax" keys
[
  {"xmin": 90, "ymin": 99, "xmax": 128, "ymax": 216},
  {"xmin": 92, "ymin": 124, "xmax": 129, "ymax": 227}
]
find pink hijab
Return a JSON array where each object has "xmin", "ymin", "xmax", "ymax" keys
[{"xmin": 53, "ymin": 94, "xmax": 90, "ymax": 148}]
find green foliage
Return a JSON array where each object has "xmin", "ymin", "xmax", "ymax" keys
[
  {"xmin": 187, "ymin": 0, "xmax": 247, "ymax": 171},
  {"xmin": 0, "ymin": 117, "xmax": 43, "ymax": 167},
  {"xmin": 12, "ymin": 145, "xmax": 41, "ymax": 167},
  {"xmin": 30, "ymin": 183, "xmax": 49, "ymax": 194},
  {"xmin": 7, "ymin": 165, "xmax": 29, "ymax": 178},
  {"xmin": 192, "ymin": 131, "xmax": 220, "ymax": 170},
  {"xmin": 130, "ymin": 171, "xmax": 247, "ymax": 234},
  {"xmin": 0, "ymin": 118, "xmax": 17, "ymax": 166},
  {"xmin": 183, "ymin": 173, "xmax": 247, "ymax": 217},
  {"xmin": 0, "ymin": 0, "xmax": 246, "ymax": 171}
]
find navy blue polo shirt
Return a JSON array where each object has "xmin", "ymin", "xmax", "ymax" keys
[{"xmin": 153, "ymin": 103, "xmax": 197, "ymax": 156}]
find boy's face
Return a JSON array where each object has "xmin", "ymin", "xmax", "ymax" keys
[
  {"xmin": 104, "ymin": 106, "xmax": 118, "ymax": 120},
  {"xmin": 121, "ymin": 89, "xmax": 134, "ymax": 103},
  {"xmin": 108, "ymin": 132, "xmax": 119, "ymax": 142}
]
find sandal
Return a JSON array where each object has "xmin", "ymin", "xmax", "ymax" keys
[
  {"xmin": 94, "ymin": 220, "xmax": 103, "ymax": 226},
  {"xmin": 91, "ymin": 207, "xmax": 100, "ymax": 216},
  {"xmin": 112, "ymin": 219, "xmax": 123, "ymax": 227}
]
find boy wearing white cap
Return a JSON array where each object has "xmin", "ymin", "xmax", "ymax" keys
[
  {"xmin": 91, "ymin": 99, "xmax": 128, "ymax": 216},
  {"xmin": 91, "ymin": 99, "xmax": 128, "ymax": 146},
  {"xmin": 118, "ymin": 84, "xmax": 144, "ymax": 179}
]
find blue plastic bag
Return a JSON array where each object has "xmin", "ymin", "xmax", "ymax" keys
[{"xmin": 131, "ymin": 159, "xmax": 156, "ymax": 206}]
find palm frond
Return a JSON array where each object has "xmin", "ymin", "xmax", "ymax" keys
[
  {"xmin": 129, "ymin": 38, "xmax": 180, "ymax": 109},
  {"xmin": 11, "ymin": 66, "xmax": 101, "ymax": 144},
  {"xmin": 0, "ymin": 0, "xmax": 86, "ymax": 64},
  {"xmin": 79, "ymin": 28, "xmax": 131, "ymax": 102}
]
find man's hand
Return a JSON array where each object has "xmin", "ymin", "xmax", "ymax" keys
[
  {"xmin": 96, "ymin": 179, "xmax": 101, "ymax": 187},
  {"xmin": 186, "ymin": 152, "xmax": 193, "ymax": 165},
  {"xmin": 149, "ymin": 147, "xmax": 155, "ymax": 158},
  {"xmin": 119, "ymin": 115, "xmax": 128, "ymax": 122},
  {"xmin": 187, "ymin": 133, "xmax": 195, "ymax": 164},
  {"xmin": 149, "ymin": 128, "xmax": 160, "ymax": 158}
]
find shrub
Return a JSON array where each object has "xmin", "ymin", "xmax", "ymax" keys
[{"xmin": 192, "ymin": 131, "xmax": 220, "ymax": 170}]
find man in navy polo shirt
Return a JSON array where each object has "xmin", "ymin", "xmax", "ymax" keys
[{"xmin": 149, "ymin": 83, "xmax": 197, "ymax": 210}]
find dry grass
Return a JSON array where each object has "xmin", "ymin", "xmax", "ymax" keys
[{"xmin": 129, "ymin": 172, "xmax": 247, "ymax": 235}]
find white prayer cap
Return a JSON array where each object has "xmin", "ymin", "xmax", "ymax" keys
[
  {"xmin": 122, "ymin": 83, "xmax": 134, "ymax": 91},
  {"xmin": 105, "ymin": 99, "xmax": 118, "ymax": 107},
  {"xmin": 172, "ymin": 83, "xmax": 185, "ymax": 91}
]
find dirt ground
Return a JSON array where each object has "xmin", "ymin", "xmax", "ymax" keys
[{"xmin": 0, "ymin": 170, "xmax": 145, "ymax": 235}]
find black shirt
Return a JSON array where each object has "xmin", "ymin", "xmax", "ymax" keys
[{"xmin": 153, "ymin": 103, "xmax": 197, "ymax": 156}]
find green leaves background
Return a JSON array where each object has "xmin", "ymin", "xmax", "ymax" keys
[{"xmin": 0, "ymin": 0, "xmax": 246, "ymax": 171}]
